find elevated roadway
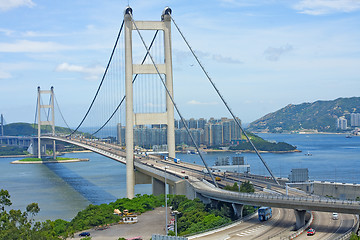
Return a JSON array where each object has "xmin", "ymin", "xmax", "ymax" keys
[{"xmin": 42, "ymin": 136, "xmax": 360, "ymax": 237}]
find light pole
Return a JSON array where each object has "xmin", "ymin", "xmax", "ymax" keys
[
  {"xmin": 173, "ymin": 210, "xmax": 180, "ymax": 236},
  {"xmin": 164, "ymin": 166, "xmax": 169, "ymax": 235}
]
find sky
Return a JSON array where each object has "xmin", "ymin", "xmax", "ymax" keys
[{"xmin": 0, "ymin": 0, "xmax": 360, "ymax": 127}]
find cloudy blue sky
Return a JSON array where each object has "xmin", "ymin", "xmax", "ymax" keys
[{"xmin": 1, "ymin": 0, "xmax": 360, "ymax": 127}]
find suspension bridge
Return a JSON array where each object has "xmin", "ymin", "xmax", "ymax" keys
[{"xmin": 18, "ymin": 6, "xmax": 360, "ymax": 232}]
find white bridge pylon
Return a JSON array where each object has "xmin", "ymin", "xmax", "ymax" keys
[
  {"xmin": 124, "ymin": 7, "xmax": 175, "ymax": 199},
  {"xmin": 37, "ymin": 86, "xmax": 56, "ymax": 160}
]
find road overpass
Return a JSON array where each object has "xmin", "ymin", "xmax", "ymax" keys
[{"xmin": 42, "ymin": 135, "xmax": 360, "ymax": 229}]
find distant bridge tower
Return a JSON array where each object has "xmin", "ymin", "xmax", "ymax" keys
[
  {"xmin": 124, "ymin": 7, "xmax": 175, "ymax": 199},
  {"xmin": 1, "ymin": 114, "xmax": 4, "ymax": 144},
  {"xmin": 37, "ymin": 86, "xmax": 56, "ymax": 159}
]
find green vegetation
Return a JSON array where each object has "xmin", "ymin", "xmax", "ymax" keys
[
  {"xmin": 224, "ymin": 181, "xmax": 255, "ymax": 193},
  {"xmin": 19, "ymin": 158, "xmax": 42, "ymax": 161},
  {"xmin": 1, "ymin": 188, "xmax": 257, "ymax": 239},
  {"xmin": 0, "ymin": 190, "xmax": 165, "ymax": 239},
  {"xmin": 19, "ymin": 157, "xmax": 77, "ymax": 162},
  {"xmin": 3, "ymin": 122, "xmax": 74, "ymax": 136},
  {"xmin": 168, "ymin": 195, "xmax": 232, "ymax": 236},
  {"xmin": 350, "ymin": 233, "xmax": 360, "ymax": 240},
  {"xmin": 228, "ymin": 132, "xmax": 297, "ymax": 152},
  {"xmin": 0, "ymin": 146, "xmax": 28, "ymax": 156},
  {"xmin": 248, "ymin": 97, "xmax": 360, "ymax": 133}
]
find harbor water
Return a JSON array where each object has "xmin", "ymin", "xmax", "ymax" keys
[{"xmin": 0, "ymin": 133, "xmax": 359, "ymax": 221}]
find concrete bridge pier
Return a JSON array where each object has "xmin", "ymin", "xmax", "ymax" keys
[
  {"xmin": 152, "ymin": 178, "xmax": 165, "ymax": 196},
  {"xmin": 169, "ymin": 185, "xmax": 175, "ymax": 195},
  {"xmin": 294, "ymin": 209, "xmax": 307, "ymax": 230},
  {"xmin": 232, "ymin": 203, "xmax": 244, "ymax": 218}
]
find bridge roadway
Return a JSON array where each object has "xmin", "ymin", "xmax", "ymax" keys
[{"xmin": 42, "ymin": 136, "xmax": 359, "ymax": 238}]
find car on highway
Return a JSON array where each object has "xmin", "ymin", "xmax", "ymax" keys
[
  {"xmin": 332, "ymin": 212, "xmax": 338, "ymax": 220},
  {"xmin": 79, "ymin": 232, "xmax": 90, "ymax": 237},
  {"xmin": 181, "ymin": 170, "xmax": 185, "ymax": 173},
  {"xmin": 307, "ymin": 228, "xmax": 315, "ymax": 236}
]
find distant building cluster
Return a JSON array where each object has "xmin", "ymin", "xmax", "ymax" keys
[
  {"xmin": 117, "ymin": 117, "xmax": 242, "ymax": 148},
  {"xmin": 337, "ymin": 113, "xmax": 360, "ymax": 130}
]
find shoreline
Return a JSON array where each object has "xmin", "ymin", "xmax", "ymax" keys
[
  {"xmin": 11, "ymin": 158, "xmax": 89, "ymax": 164},
  {"xmin": 186, "ymin": 149, "xmax": 301, "ymax": 154}
]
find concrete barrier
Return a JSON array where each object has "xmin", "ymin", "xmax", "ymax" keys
[{"xmin": 289, "ymin": 211, "xmax": 313, "ymax": 239}]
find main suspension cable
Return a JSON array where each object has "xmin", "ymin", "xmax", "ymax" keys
[
  {"xmin": 69, "ymin": 20, "xmax": 125, "ymax": 136},
  {"xmin": 130, "ymin": 12, "xmax": 218, "ymax": 188},
  {"xmin": 54, "ymin": 95, "xmax": 73, "ymax": 134},
  {"xmin": 170, "ymin": 14, "xmax": 279, "ymax": 185},
  {"xmin": 91, "ymin": 30, "xmax": 159, "ymax": 136}
]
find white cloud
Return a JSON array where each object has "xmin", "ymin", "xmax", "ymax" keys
[
  {"xmin": 0, "ymin": 0, "xmax": 35, "ymax": 11},
  {"xmin": 187, "ymin": 100, "xmax": 218, "ymax": 105},
  {"xmin": 0, "ymin": 40, "xmax": 72, "ymax": 53},
  {"xmin": 264, "ymin": 44, "xmax": 293, "ymax": 61},
  {"xmin": 22, "ymin": 31, "xmax": 64, "ymax": 38},
  {"xmin": 294, "ymin": 0, "xmax": 360, "ymax": 15},
  {"xmin": 0, "ymin": 70, "xmax": 11, "ymax": 79},
  {"xmin": 55, "ymin": 62, "xmax": 105, "ymax": 81},
  {"xmin": 212, "ymin": 54, "xmax": 242, "ymax": 64},
  {"xmin": 0, "ymin": 28, "xmax": 14, "ymax": 36}
]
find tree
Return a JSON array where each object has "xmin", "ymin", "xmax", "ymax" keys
[
  {"xmin": 240, "ymin": 181, "xmax": 255, "ymax": 193},
  {"xmin": 0, "ymin": 189, "xmax": 11, "ymax": 210}
]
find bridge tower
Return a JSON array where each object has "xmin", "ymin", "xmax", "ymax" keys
[
  {"xmin": 37, "ymin": 86, "xmax": 56, "ymax": 159},
  {"xmin": 1, "ymin": 114, "xmax": 3, "ymax": 144},
  {"xmin": 124, "ymin": 7, "xmax": 175, "ymax": 199}
]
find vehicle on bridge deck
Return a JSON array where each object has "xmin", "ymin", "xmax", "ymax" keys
[
  {"xmin": 307, "ymin": 228, "xmax": 315, "ymax": 236},
  {"xmin": 258, "ymin": 207, "xmax": 272, "ymax": 221}
]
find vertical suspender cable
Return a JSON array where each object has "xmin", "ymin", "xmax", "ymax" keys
[
  {"xmin": 69, "ymin": 21, "xmax": 125, "ymax": 136},
  {"xmin": 91, "ymin": 31, "xmax": 159, "ymax": 136},
  {"xmin": 170, "ymin": 15, "xmax": 279, "ymax": 185},
  {"xmin": 130, "ymin": 13, "xmax": 219, "ymax": 188}
]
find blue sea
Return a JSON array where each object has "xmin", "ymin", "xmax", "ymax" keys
[{"xmin": 0, "ymin": 133, "xmax": 359, "ymax": 221}]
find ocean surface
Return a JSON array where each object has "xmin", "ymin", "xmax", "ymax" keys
[{"xmin": 0, "ymin": 133, "xmax": 359, "ymax": 221}]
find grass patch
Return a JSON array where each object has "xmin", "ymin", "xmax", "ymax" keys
[{"xmin": 19, "ymin": 157, "xmax": 76, "ymax": 162}]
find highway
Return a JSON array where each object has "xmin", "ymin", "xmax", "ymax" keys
[
  {"xmin": 43, "ymin": 136, "xmax": 359, "ymax": 239},
  {"xmin": 296, "ymin": 212, "xmax": 357, "ymax": 240},
  {"xmin": 189, "ymin": 208, "xmax": 295, "ymax": 240}
]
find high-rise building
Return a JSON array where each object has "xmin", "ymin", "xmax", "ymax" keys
[
  {"xmin": 212, "ymin": 124, "xmax": 223, "ymax": 146},
  {"xmin": 351, "ymin": 113, "xmax": 360, "ymax": 127},
  {"xmin": 198, "ymin": 118, "xmax": 206, "ymax": 130},
  {"xmin": 222, "ymin": 121, "xmax": 231, "ymax": 144},
  {"xmin": 337, "ymin": 117, "xmax": 347, "ymax": 130},
  {"xmin": 189, "ymin": 118, "xmax": 197, "ymax": 129}
]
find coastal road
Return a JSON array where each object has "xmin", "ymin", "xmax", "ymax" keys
[
  {"xmin": 296, "ymin": 212, "xmax": 357, "ymax": 240},
  {"xmin": 189, "ymin": 208, "xmax": 295, "ymax": 240}
]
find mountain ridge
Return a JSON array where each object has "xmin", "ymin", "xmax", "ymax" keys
[{"xmin": 248, "ymin": 97, "xmax": 360, "ymax": 133}]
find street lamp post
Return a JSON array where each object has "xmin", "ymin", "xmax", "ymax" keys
[
  {"xmin": 165, "ymin": 166, "xmax": 168, "ymax": 235},
  {"xmin": 173, "ymin": 210, "xmax": 180, "ymax": 236}
]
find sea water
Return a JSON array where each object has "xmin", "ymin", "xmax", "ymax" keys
[{"xmin": 0, "ymin": 133, "xmax": 359, "ymax": 221}]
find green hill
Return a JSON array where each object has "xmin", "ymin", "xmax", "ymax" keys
[
  {"xmin": 3, "ymin": 122, "xmax": 73, "ymax": 136},
  {"xmin": 248, "ymin": 97, "xmax": 360, "ymax": 133}
]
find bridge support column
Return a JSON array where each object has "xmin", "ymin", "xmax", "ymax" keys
[
  {"xmin": 294, "ymin": 209, "xmax": 307, "ymax": 230},
  {"xmin": 152, "ymin": 177, "xmax": 165, "ymax": 196},
  {"xmin": 169, "ymin": 185, "xmax": 175, "ymax": 195},
  {"xmin": 232, "ymin": 203, "xmax": 244, "ymax": 219}
]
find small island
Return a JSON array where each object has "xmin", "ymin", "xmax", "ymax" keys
[{"xmin": 11, "ymin": 157, "xmax": 89, "ymax": 164}]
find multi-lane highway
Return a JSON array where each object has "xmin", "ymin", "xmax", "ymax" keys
[
  {"xmin": 43, "ymin": 136, "xmax": 359, "ymax": 239},
  {"xmin": 189, "ymin": 208, "xmax": 296, "ymax": 240},
  {"xmin": 296, "ymin": 212, "xmax": 357, "ymax": 240}
]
